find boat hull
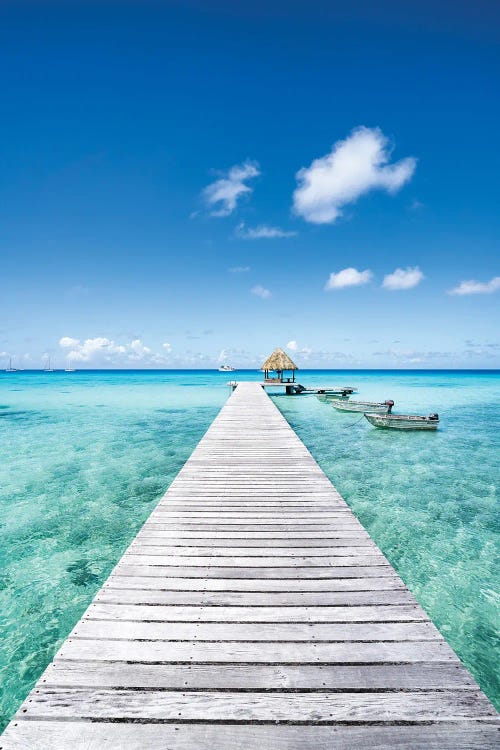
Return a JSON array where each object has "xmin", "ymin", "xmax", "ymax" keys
[
  {"xmin": 317, "ymin": 394, "xmax": 350, "ymax": 402},
  {"xmin": 332, "ymin": 401, "xmax": 391, "ymax": 413},
  {"xmin": 365, "ymin": 414, "xmax": 439, "ymax": 430}
]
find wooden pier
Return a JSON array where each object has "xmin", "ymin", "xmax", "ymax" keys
[{"xmin": 1, "ymin": 382, "xmax": 498, "ymax": 748}]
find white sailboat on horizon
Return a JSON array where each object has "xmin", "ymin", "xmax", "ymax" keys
[
  {"xmin": 44, "ymin": 355, "xmax": 54, "ymax": 372},
  {"xmin": 5, "ymin": 357, "xmax": 17, "ymax": 373},
  {"xmin": 65, "ymin": 357, "xmax": 76, "ymax": 372}
]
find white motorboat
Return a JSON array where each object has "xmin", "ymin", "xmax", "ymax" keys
[{"xmin": 365, "ymin": 413, "xmax": 439, "ymax": 430}]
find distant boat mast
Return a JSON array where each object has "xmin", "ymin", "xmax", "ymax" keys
[{"xmin": 5, "ymin": 357, "xmax": 17, "ymax": 373}]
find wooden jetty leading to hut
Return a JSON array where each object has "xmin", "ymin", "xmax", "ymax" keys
[{"xmin": 1, "ymin": 382, "xmax": 498, "ymax": 748}]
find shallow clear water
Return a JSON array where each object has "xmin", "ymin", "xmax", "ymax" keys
[
  {"xmin": 0, "ymin": 370, "xmax": 227, "ymax": 729},
  {"xmin": 0, "ymin": 369, "xmax": 498, "ymax": 728}
]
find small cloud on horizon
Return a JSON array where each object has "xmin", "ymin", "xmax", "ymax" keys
[
  {"xmin": 382, "ymin": 266, "xmax": 424, "ymax": 290},
  {"xmin": 286, "ymin": 340, "xmax": 313, "ymax": 357},
  {"xmin": 448, "ymin": 276, "xmax": 500, "ymax": 295},
  {"xmin": 251, "ymin": 284, "xmax": 272, "ymax": 299},
  {"xmin": 293, "ymin": 126, "xmax": 416, "ymax": 224},
  {"xmin": 228, "ymin": 265, "xmax": 251, "ymax": 273},
  {"xmin": 202, "ymin": 161, "xmax": 260, "ymax": 217},
  {"xmin": 235, "ymin": 222, "xmax": 297, "ymax": 239},
  {"xmin": 325, "ymin": 267, "xmax": 373, "ymax": 290}
]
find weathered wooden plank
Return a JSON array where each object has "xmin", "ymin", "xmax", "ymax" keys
[
  {"xmin": 150, "ymin": 514, "xmax": 356, "ymax": 522},
  {"xmin": 87, "ymin": 602, "xmax": 427, "ymax": 622},
  {"xmin": 19, "ymin": 687, "xmax": 497, "ymax": 722},
  {"xmin": 96, "ymin": 589, "xmax": 415, "ymax": 605},
  {"xmin": 141, "ymin": 525, "xmax": 367, "ymax": 534},
  {"xmin": 41, "ymin": 661, "xmax": 480, "ymax": 690},
  {"xmin": 134, "ymin": 535, "xmax": 375, "ymax": 546},
  {"xmin": 3, "ymin": 722, "xmax": 499, "ymax": 750},
  {"xmin": 157, "ymin": 507, "xmax": 351, "ymax": 513},
  {"xmin": 120, "ymin": 553, "xmax": 389, "ymax": 567},
  {"xmin": 137, "ymin": 529, "xmax": 372, "ymax": 539},
  {"xmin": 128, "ymin": 545, "xmax": 378, "ymax": 556},
  {"xmin": 113, "ymin": 565, "xmax": 396, "ymax": 578},
  {"xmin": 103, "ymin": 575, "xmax": 405, "ymax": 592},
  {"xmin": 145, "ymin": 519, "xmax": 368, "ymax": 536},
  {"xmin": 73, "ymin": 620, "xmax": 440, "ymax": 642},
  {"xmin": 55, "ymin": 638, "xmax": 457, "ymax": 663}
]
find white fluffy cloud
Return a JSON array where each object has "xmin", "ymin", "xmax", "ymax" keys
[
  {"xmin": 251, "ymin": 284, "xmax": 272, "ymax": 299},
  {"xmin": 162, "ymin": 342, "xmax": 172, "ymax": 352},
  {"xmin": 293, "ymin": 126, "xmax": 416, "ymax": 224},
  {"xmin": 59, "ymin": 337, "xmax": 127, "ymax": 362},
  {"xmin": 448, "ymin": 276, "xmax": 500, "ymax": 295},
  {"xmin": 128, "ymin": 339, "xmax": 152, "ymax": 361},
  {"xmin": 203, "ymin": 161, "xmax": 260, "ymax": 217},
  {"xmin": 58, "ymin": 336, "xmax": 168, "ymax": 364},
  {"xmin": 59, "ymin": 336, "xmax": 80, "ymax": 348},
  {"xmin": 228, "ymin": 266, "xmax": 251, "ymax": 273},
  {"xmin": 236, "ymin": 222, "xmax": 297, "ymax": 239},
  {"xmin": 286, "ymin": 340, "xmax": 298, "ymax": 351},
  {"xmin": 383, "ymin": 266, "xmax": 424, "ymax": 290},
  {"xmin": 325, "ymin": 267, "xmax": 373, "ymax": 290}
]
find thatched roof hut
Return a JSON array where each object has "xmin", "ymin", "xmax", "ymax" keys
[{"xmin": 261, "ymin": 348, "xmax": 298, "ymax": 382}]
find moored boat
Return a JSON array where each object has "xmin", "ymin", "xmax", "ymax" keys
[
  {"xmin": 315, "ymin": 387, "xmax": 356, "ymax": 401},
  {"xmin": 218, "ymin": 364, "xmax": 235, "ymax": 372},
  {"xmin": 332, "ymin": 399, "xmax": 394, "ymax": 414},
  {"xmin": 365, "ymin": 412, "xmax": 439, "ymax": 430},
  {"xmin": 317, "ymin": 393, "xmax": 350, "ymax": 403}
]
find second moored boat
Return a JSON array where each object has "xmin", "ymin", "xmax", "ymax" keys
[{"xmin": 332, "ymin": 399, "xmax": 394, "ymax": 414}]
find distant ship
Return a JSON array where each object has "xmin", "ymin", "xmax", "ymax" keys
[
  {"xmin": 65, "ymin": 357, "xmax": 76, "ymax": 372},
  {"xmin": 44, "ymin": 356, "xmax": 54, "ymax": 372},
  {"xmin": 5, "ymin": 357, "xmax": 17, "ymax": 372},
  {"xmin": 218, "ymin": 364, "xmax": 235, "ymax": 372}
]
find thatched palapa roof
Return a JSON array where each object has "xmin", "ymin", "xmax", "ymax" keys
[{"xmin": 261, "ymin": 348, "xmax": 298, "ymax": 372}]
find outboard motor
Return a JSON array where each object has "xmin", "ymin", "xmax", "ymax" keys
[
  {"xmin": 385, "ymin": 400, "xmax": 395, "ymax": 413},
  {"xmin": 429, "ymin": 413, "xmax": 439, "ymax": 421}
]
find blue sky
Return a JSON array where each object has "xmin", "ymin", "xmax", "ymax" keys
[{"xmin": 1, "ymin": 0, "xmax": 499, "ymax": 368}]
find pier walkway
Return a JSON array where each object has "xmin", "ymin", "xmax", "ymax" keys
[{"xmin": 1, "ymin": 382, "xmax": 498, "ymax": 748}]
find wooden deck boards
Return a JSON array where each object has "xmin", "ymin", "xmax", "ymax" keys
[{"xmin": 1, "ymin": 381, "xmax": 498, "ymax": 749}]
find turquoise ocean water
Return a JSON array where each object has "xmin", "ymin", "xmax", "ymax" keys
[{"xmin": 0, "ymin": 369, "xmax": 498, "ymax": 728}]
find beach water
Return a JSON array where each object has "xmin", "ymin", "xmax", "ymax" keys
[{"xmin": 0, "ymin": 369, "xmax": 498, "ymax": 728}]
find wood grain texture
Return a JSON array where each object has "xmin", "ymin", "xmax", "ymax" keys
[
  {"xmin": 2, "ymin": 723, "xmax": 499, "ymax": 750},
  {"xmin": 2, "ymin": 381, "xmax": 497, "ymax": 748}
]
